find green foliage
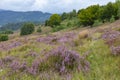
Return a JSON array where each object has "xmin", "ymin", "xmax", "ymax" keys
[
  {"xmin": 37, "ymin": 27, "xmax": 42, "ymax": 33},
  {"xmin": 0, "ymin": 22, "xmax": 25, "ymax": 31},
  {"xmin": 47, "ymin": 14, "xmax": 61, "ymax": 27},
  {"xmin": 0, "ymin": 34, "xmax": 8, "ymax": 41},
  {"xmin": 0, "ymin": 30, "xmax": 13, "ymax": 34},
  {"xmin": 3, "ymin": 30, "xmax": 13, "ymax": 34},
  {"xmin": 52, "ymin": 25, "xmax": 65, "ymax": 32},
  {"xmin": 110, "ymin": 15, "xmax": 115, "ymax": 22},
  {"xmin": 67, "ymin": 22, "xmax": 72, "ymax": 27},
  {"xmin": 69, "ymin": 9, "xmax": 77, "ymax": 19},
  {"xmin": 61, "ymin": 12, "xmax": 68, "ymax": 20},
  {"xmin": 78, "ymin": 5, "xmax": 100, "ymax": 26},
  {"xmin": 20, "ymin": 23, "xmax": 35, "ymax": 36},
  {"xmin": 117, "ymin": 1, "xmax": 120, "ymax": 19},
  {"xmin": 101, "ymin": 2, "xmax": 117, "ymax": 21},
  {"xmin": 92, "ymin": 20, "xmax": 103, "ymax": 27},
  {"xmin": 61, "ymin": 10, "xmax": 77, "ymax": 21}
]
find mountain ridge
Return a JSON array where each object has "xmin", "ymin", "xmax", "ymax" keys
[{"xmin": 0, "ymin": 9, "xmax": 52, "ymax": 25}]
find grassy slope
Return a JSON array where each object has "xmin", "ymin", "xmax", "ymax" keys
[{"xmin": 0, "ymin": 20, "xmax": 120, "ymax": 80}]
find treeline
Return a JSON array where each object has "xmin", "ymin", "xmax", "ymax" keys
[
  {"xmin": 0, "ymin": 21, "xmax": 42, "ymax": 31},
  {"xmin": 0, "ymin": 22, "xmax": 25, "ymax": 31},
  {"xmin": 46, "ymin": 1, "xmax": 120, "ymax": 27}
]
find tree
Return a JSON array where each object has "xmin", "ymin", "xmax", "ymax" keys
[
  {"xmin": 101, "ymin": 2, "xmax": 116, "ymax": 21},
  {"xmin": 118, "ymin": 7, "xmax": 120, "ymax": 19},
  {"xmin": 48, "ymin": 14, "xmax": 61, "ymax": 27},
  {"xmin": 78, "ymin": 5, "xmax": 100, "ymax": 26},
  {"xmin": 69, "ymin": 9, "xmax": 77, "ymax": 19},
  {"xmin": 20, "ymin": 23, "xmax": 35, "ymax": 35},
  {"xmin": 116, "ymin": 0, "xmax": 120, "ymax": 18},
  {"xmin": 61, "ymin": 12, "xmax": 68, "ymax": 20}
]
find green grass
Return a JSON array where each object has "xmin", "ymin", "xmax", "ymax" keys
[{"xmin": 72, "ymin": 39, "xmax": 120, "ymax": 80}]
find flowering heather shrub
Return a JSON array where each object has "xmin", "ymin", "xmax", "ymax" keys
[
  {"xmin": 102, "ymin": 30, "xmax": 120, "ymax": 46},
  {"xmin": 0, "ymin": 41, "xmax": 22, "ymax": 51},
  {"xmin": 26, "ymin": 46, "xmax": 90, "ymax": 76},
  {"xmin": 37, "ymin": 35, "xmax": 58, "ymax": 44},
  {"xmin": 9, "ymin": 61, "xmax": 21, "ymax": 72},
  {"xmin": 0, "ymin": 59, "xmax": 4, "ymax": 68},
  {"xmin": 2, "ymin": 56, "xmax": 15, "ymax": 63},
  {"xmin": 25, "ymin": 50, "xmax": 38, "ymax": 58},
  {"xmin": 27, "ymin": 58, "xmax": 47, "ymax": 75},
  {"xmin": 45, "ymin": 46, "xmax": 90, "ymax": 74},
  {"xmin": 8, "ymin": 41, "xmax": 22, "ymax": 49},
  {"xmin": 110, "ymin": 46, "xmax": 120, "ymax": 55},
  {"xmin": 57, "ymin": 32, "xmax": 76, "ymax": 43},
  {"xmin": 9, "ymin": 61, "xmax": 27, "ymax": 72},
  {"xmin": 37, "ymin": 32, "xmax": 76, "ymax": 45},
  {"xmin": 0, "ymin": 56, "xmax": 15, "ymax": 68}
]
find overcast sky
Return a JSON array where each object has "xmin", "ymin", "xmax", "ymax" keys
[{"xmin": 0, "ymin": 0, "xmax": 115, "ymax": 13}]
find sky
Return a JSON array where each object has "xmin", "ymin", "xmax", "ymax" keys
[{"xmin": 0, "ymin": 0, "xmax": 115, "ymax": 13}]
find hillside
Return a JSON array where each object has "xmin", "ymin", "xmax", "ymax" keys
[
  {"xmin": 0, "ymin": 20, "xmax": 120, "ymax": 79},
  {"xmin": 0, "ymin": 10, "xmax": 51, "ymax": 25}
]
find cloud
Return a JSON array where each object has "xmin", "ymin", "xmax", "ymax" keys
[{"xmin": 0, "ymin": 0, "xmax": 115, "ymax": 13}]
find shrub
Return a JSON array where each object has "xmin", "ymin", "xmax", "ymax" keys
[
  {"xmin": 45, "ymin": 46, "xmax": 90, "ymax": 74},
  {"xmin": 52, "ymin": 25, "xmax": 65, "ymax": 32},
  {"xmin": 67, "ymin": 22, "xmax": 72, "ymax": 27},
  {"xmin": 111, "ymin": 46, "xmax": 120, "ymax": 55},
  {"xmin": 102, "ymin": 30, "xmax": 120, "ymax": 46},
  {"xmin": 27, "ymin": 46, "xmax": 90, "ymax": 75},
  {"xmin": 92, "ymin": 20, "xmax": 103, "ymax": 27},
  {"xmin": 110, "ymin": 15, "xmax": 115, "ymax": 23},
  {"xmin": 20, "ymin": 23, "xmax": 35, "ymax": 35},
  {"xmin": 0, "ymin": 34, "xmax": 8, "ymax": 41},
  {"xmin": 37, "ymin": 27, "xmax": 42, "ymax": 33}
]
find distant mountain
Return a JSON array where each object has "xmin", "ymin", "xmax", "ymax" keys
[{"xmin": 0, "ymin": 10, "xmax": 51, "ymax": 25}]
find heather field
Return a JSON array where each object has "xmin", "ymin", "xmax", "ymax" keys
[{"xmin": 0, "ymin": 20, "xmax": 120, "ymax": 80}]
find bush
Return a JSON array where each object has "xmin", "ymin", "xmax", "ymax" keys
[
  {"xmin": 45, "ymin": 46, "xmax": 90, "ymax": 74},
  {"xmin": 37, "ymin": 27, "xmax": 42, "ymax": 33},
  {"xmin": 92, "ymin": 20, "xmax": 103, "ymax": 27},
  {"xmin": 27, "ymin": 46, "xmax": 90, "ymax": 75},
  {"xmin": 20, "ymin": 23, "xmax": 35, "ymax": 35},
  {"xmin": 110, "ymin": 15, "xmax": 115, "ymax": 23},
  {"xmin": 52, "ymin": 25, "xmax": 65, "ymax": 32},
  {"xmin": 67, "ymin": 22, "xmax": 72, "ymax": 27},
  {"xmin": 111, "ymin": 46, "xmax": 120, "ymax": 55},
  {"xmin": 0, "ymin": 34, "xmax": 9, "ymax": 41}
]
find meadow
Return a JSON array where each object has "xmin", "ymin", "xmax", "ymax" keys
[{"xmin": 0, "ymin": 20, "xmax": 120, "ymax": 80}]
